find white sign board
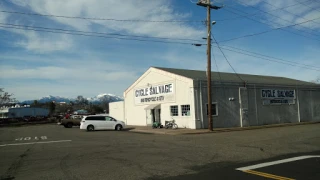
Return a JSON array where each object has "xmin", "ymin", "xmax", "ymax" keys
[
  {"xmin": 134, "ymin": 83, "xmax": 175, "ymax": 105},
  {"xmin": 261, "ymin": 89, "xmax": 295, "ymax": 99},
  {"xmin": 263, "ymin": 99, "xmax": 295, "ymax": 105}
]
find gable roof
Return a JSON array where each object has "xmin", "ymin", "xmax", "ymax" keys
[{"xmin": 153, "ymin": 67, "xmax": 318, "ymax": 86}]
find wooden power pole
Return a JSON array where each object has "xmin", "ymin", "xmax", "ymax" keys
[{"xmin": 197, "ymin": 0, "xmax": 222, "ymax": 131}]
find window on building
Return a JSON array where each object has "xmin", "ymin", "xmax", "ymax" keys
[
  {"xmin": 170, "ymin": 105, "xmax": 178, "ymax": 116},
  {"xmin": 181, "ymin": 105, "xmax": 190, "ymax": 116},
  {"xmin": 206, "ymin": 103, "xmax": 218, "ymax": 116}
]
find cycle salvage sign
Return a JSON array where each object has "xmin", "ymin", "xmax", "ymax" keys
[
  {"xmin": 261, "ymin": 89, "xmax": 295, "ymax": 105},
  {"xmin": 134, "ymin": 83, "xmax": 175, "ymax": 105}
]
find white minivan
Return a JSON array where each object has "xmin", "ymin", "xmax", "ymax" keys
[{"xmin": 80, "ymin": 115, "xmax": 125, "ymax": 131}]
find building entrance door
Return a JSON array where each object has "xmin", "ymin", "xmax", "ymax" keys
[
  {"xmin": 157, "ymin": 109, "xmax": 161, "ymax": 123},
  {"xmin": 151, "ymin": 109, "xmax": 156, "ymax": 123},
  {"xmin": 145, "ymin": 104, "xmax": 160, "ymax": 126},
  {"xmin": 239, "ymin": 87, "xmax": 249, "ymax": 127}
]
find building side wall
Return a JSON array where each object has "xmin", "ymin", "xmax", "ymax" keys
[
  {"xmin": 246, "ymin": 87, "xmax": 257, "ymax": 126},
  {"xmin": 254, "ymin": 86, "xmax": 299, "ymax": 125},
  {"xmin": 124, "ymin": 68, "xmax": 196, "ymax": 128},
  {"xmin": 299, "ymin": 89, "xmax": 320, "ymax": 122},
  {"xmin": 199, "ymin": 85, "xmax": 241, "ymax": 128},
  {"xmin": 196, "ymin": 81, "xmax": 317, "ymax": 128},
  {"xmin": 109, "ymin": 101, "xmax": 125, "ymax": 121}
]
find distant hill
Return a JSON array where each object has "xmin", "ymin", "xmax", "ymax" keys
[{"xmin": 21, "ymin": 94, "xmax": 123, "ymax": 104}]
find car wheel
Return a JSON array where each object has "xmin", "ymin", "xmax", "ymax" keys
[
  {"xmin": 115, "ymin": 124, "xmax": 122, "ymax": 131},
  {"xmin": 63, "ymin": 125, "xmax": 68, "ymax": 128},
  {"xmin": 87, "ymin": 125, "xmax": 94, "ymax": 131},
  {"xmin": 66, "ymin": 123, "xmax": 73, "ymax": 128}
]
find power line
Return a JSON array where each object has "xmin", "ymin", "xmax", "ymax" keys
[
  {"xmin": 0, "ymin": 23, "xmax": 203, "ymax": 42},
  {"xmin": 0, "ymin": 25, "xmax": 205, "ymax": 45},
  {"xmin": 1, "ymin": 23, "xmax": 318, "ymax": 72},
  {"xmin": 223, "ymin": 8, "xmax": 320, "ymax": 41},
  {"xmin": 211, "ymin": 35, "xmax": 245, "ymax": 82},
  {"xmin": 216, "ymin": 45, "xmax": 320, "ymax": 72},
  {"xmin": 0, "ymin": 10, "xmax": 203, "ymax": 23},
  {"xmin": 261, "ymin": 0, "xmax": 320, "ymax": 27},
  {"xmin": 293, "ymin": 0, "xmax": 320, "ymax": 13},
  {"xmin": 216, "ymin": 0, "xmax": 314, "ymax": 22},
  {"xmin": 225, "ymin": 6, "xmax": 320, "ymax": 40},
  {"xmin": 236, "ymin": 0, "xmax": 320, "ymax": 36},
  {"xmin": 212, "ymin": 46, "xmax": 228, "ymax": 100},
  {"xmin": 212, "ymin": 47, "xmax": 223, "ymax": 84},
  {"xmin": 217, "ymin": 15, "xmax": 320, "ymax": 43},
  {"xmin": 220, "ymin": 44, "xmax": 320, "ymax": 69}
]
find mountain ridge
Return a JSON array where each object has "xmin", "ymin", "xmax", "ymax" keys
[{"xmin": 21, "ymin": 94, "xmax": 124, "ymax": 104}]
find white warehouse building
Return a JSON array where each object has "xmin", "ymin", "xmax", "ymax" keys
[{"xmin": 110, "ymin": 67, "xmax": 320, "ymax": 129}]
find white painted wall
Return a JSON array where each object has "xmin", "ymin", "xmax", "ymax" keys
[
  {"xmin": 109, "ymin": 101, "xmax": 124, "ymax": 121},
  {"xmin": 124, "ymin": 67, "xmax": 197, "ymax": 129}
]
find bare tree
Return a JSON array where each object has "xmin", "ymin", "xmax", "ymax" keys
[
  {"xmin": 100, "ymin": 97, "xmax": 110, "ymax": 114},
  {"xmin": 75, "ymin": 95, "xmax": 88, "ymax": 105},
  {"xmin": 0, "ymin": 88, "xmax": 16, "ymax": 106},
  {"xmin": 311, "ymin": 76, "xmax": 320, "ymax": 84},
  {"xmin": 74, "ymin": 95, "xmax": 89, "ymax": 110}
]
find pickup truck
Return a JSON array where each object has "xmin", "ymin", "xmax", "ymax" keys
[{"xmin": 60, "ymin": 118, "xmax": 82, "ymax": 128}]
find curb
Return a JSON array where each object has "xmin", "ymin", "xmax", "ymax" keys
[
  {"xmin": 182, "ymin": 121, "xmax": 320, "ymax": 135},
  {"xmin": 183, "ymin": 121, "xmax": 320, "ymax": 135},
  {"xmin": 128, "ymin": 129, "xmax": 172, "ymax": 135},
  {"xmin": 128, "ymin": 121, "xmax": 320, "ymax": 135}
]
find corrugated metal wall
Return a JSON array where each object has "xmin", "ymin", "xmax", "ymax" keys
[{"xmin": 194, "ymin": 80, "xmax": 320, "ymax": 128}]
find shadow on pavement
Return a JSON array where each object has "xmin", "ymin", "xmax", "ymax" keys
[{"xmin": 146, "ymin": 151, "xmax": 320, "ymax": 180}]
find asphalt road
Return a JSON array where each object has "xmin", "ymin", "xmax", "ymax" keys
[{"xmin": 0, "ymin": 123, "xmax": 319, "ymax": 180}]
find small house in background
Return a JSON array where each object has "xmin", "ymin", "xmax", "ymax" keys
[{"xmin": 73, "ymin": 109, "xmax": 89, "ymax": 115}]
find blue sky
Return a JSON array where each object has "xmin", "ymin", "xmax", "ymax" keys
[{"xmin": 0, "ymin": 0, "xmax": 319, "ymax": 101}]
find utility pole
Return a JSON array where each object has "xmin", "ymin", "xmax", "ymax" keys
[{"xmin": 197, "ymin": 0, "xmax": 222, "ymax": 131}]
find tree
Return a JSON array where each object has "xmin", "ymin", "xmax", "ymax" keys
[
  {"xmin": 32, "ymin": 100, "xmax": 39, "ymax": 107},
  {"xmin": 88, "ymin": 105, "xmax": 104, "ymax": 114},
  {"xmin": 312, "ymin": 76, "xmax": 320, "ymax": 84},
  {"xmin": 0, "ymin": 88, "xmax": 16, "ymax": 106},
  {"xmin": 49, "ymin": 101, "xmax": 56, "ymax": 115},
  {"xmin": 100, "ymin": 96, "xmax": 110, "ymax": 113},
  {"xmin": 75, "ymin": 95, "xmax": 88, "ymax": 106}
]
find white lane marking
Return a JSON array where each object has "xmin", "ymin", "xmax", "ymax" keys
[
  {"xmin": 15, "ymin": 136, "xmax": 47, "ymax": 141},
  {"xmin": 236, "ymin": 155, "xmax": 320, "ymax": 171},
  {"xmin": 0, "ymin": 140, "xmax": 72, "ymax": 147}
]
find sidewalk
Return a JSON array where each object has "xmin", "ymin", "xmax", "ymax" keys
[{"xmin": 126, "ymin": 121, "xmax": 320, "ymax": 135}]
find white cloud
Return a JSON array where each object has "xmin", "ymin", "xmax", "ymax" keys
[
  {"xmin": 0, "ymin": 7, "xmax": 8, "ymax": 22},
  {"xmin": 236, "ymin": 0, "xmax": 320, "ymax": 30},
  {"xmin": 0, "ymin": 54, "xmax": 142, "ymax": 100},
  {"xmin": 0, "ymin": 63, "xmax": 139, "ymax": 82},
  {"xmin": 9, "ymin": 0, "xmax": 203, "ymax": 38},
  {"xmin": 14, "ymin": 30, "xmax": 73, "ymax": 53},
  {"xmin": 0, "ymin": 0, "xmax": 205, "ymax": 53}
]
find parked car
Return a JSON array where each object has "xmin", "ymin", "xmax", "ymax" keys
[
  {"xmin": 60, "ymin": 118, "xmax": 81, "ymax": 128},
  {"xmin": 80, "ymin": 115, "xmax": 125, "ymax": 131}
]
